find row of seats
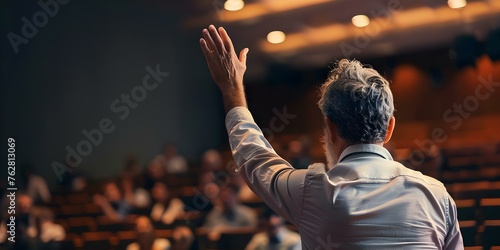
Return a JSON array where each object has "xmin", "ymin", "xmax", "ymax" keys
[
  {"xmin": 456, "ymin": 198, "xmax": 500, "ymax": 221},
  {"xmin": 55, "ymin": 212, "xmax": 205, "ymax": 234},
  {"xmin": 62, "ymin": 227, "xmax": 259, "ymax": 250},
  {"xmin": 460, "ymin": 220, "xmax": 500, "ymax": 248},
  {"xmin": 446, "ymin": 181, "xmax": 500, "ymax": 199}
]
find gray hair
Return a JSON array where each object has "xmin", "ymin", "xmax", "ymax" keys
[{"xmin": 318, "ymin": 59, "xmax": 394, "ymax": 143}]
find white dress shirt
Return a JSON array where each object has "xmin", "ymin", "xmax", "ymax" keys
[{"xmin": 226, "ymin": 107, "xmax": 463, "ymax": 250}]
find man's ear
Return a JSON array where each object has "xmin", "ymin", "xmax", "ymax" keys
[
  {"xmin": 383, "ymin": 116, "xmax": 396, "ymax": 144},
  {"xmin": 325, "ymin": 117, "xmax": 336, "ymax": 144}
]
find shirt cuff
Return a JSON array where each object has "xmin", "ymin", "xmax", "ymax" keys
[{"xmin": 225, "ymin": 106, "xmax": 255, "ymax": 133}]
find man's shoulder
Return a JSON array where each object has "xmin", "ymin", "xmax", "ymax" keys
[{"xmin": 401, "ymin": 165, "xmax": 446, "ymax": 189}]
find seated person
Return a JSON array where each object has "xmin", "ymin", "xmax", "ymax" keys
[
  {"xmin": 245, "ymin": 210, "xmax": 301, "ymax": 250},
  {"xmin": 144, "ymin": 159, "xmax": 167, "ymax": 191},
  {"xmin": 127, "ymin": 216, "xmax": 171, "ymax": 250},
  {"xmin": 121, "ymin": 177, "xmax": 151, "ymax": 209},
  {"xmin": 29, "ymin": 206, "xmax": 66, "ymax": 248},
  {"xmin": 150, "ymin": 182, "xmax": 185, "ymax": 225},
  {"xmin": 155, "ymin": 145, "xmax": 188, "ymax": 174},
  {"xmin": 172, "ymin": 226, "xmax": 196, "ymax": 250},
  {"xmin": 203, "ymin": 185, "xmax": 257, "ymax": 240},
  {"xmin": 93, "ymin": 181, "xmax": 131, "ymax": 222}
]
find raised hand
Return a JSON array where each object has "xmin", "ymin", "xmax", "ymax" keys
[{"xmin": 200, "ymin": 25, "xmax": 249, "ymax": 112}]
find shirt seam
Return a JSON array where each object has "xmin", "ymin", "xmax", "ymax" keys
[{"xmin": 296, "ymin": 172, "xmax": 307, "ymax": 228}]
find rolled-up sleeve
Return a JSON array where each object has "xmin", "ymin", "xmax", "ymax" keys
[{"xmin": 225, "ymin": 107, "xmax": 306, "ymax": 224}]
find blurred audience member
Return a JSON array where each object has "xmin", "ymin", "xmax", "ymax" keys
[
  {"xmin": 155, "ymin": 145, "xmax": 188, "ymax": 174},
  {"xmin": 197, "ymin": 149, "xmax": 234, "ymax": 210},
  {"xmin": 201, "ymin": 149, "xmax": 223, "ymax": 172},
  {"xmin": 122, "ymin": 177, "xmax": 151, "ymax": 209},
  {"xmin": 93, "ymin": 181, "xmax": 131, "ymax": 222},
  {"xmin": 195, "ymin": 172, "xmax": 217, "ymax": 212},
  {"xmin": 203, "ymin": 185, "xmax": 257, "ymax": 240},
  {"xmin": 230, "ymin": 171, "xmax": 260, "ymax": 203},
  {"xmin": 29, "ymin": 206, "xmax": 66, "ymax": 249},
  {"xmin": 245, "ymin": 210, "xmax": 301, "ymax": 250},
  {"xmin": 151, "ymin": 182, "xmax": 185, "ymax": 225},
  {"xmin": 122, "ymin": 154, "xmax": 143, "ymax": 183},
  {"xmin": 286, "ymin": 140, "xmax": 311, "ymax": 170},
  {"xmin": 70, "ymin": 173, "xmax": 88, "ymax": 192},
  {"xmin": 22, "ymin": 165, "xmax": 51, "ymax": 205},
  {"xmin": 172, "ymin": 226, "xmax": 196, "ymax": 250},
  {"xmin": 144, "ymin": 159, "xmax": 167, "ymax": 190},
  {"xmin": 127, "ymin": 216, "xmax": 171, "ymax": 250}
]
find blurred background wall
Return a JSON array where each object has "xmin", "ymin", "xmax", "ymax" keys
[{"xmin": 1, "ymin": 1, "xmax": 226, "ymax": 185}]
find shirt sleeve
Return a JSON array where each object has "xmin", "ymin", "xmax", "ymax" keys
[
  {"xmin": 443, "ymin": 195, "xmax": 464, "ymax": 249},
  {"xmin": 225, "ymin": 107, "xmax": 307, "ymax": 225}
]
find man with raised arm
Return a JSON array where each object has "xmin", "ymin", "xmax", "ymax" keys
[{"xmin": 199, "ymin": 25, "xmax": 463, "ymax": 249}]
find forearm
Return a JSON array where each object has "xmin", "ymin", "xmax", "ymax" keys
[{"xmin": 225, "ymin": 107, "xmax": 304, "ymax": 223}]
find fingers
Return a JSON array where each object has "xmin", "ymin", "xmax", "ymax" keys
[
  {"xmin": 202, "ymin": 28, "xmax": 217, "ymax": 53},
  {"xmin": 218, "ymin": 27, "xmax": 234, "ymax": 53},
  {"xmin": 239, "ymin": 48, "xmax": 249, "ymax": 65},
  {"xmin": 199, "ymin": 38, "xmax": 212, "ymax": 58},
  {"xmin": 208, "ymin": 25, "xmax": 225, "ymax": 53}
]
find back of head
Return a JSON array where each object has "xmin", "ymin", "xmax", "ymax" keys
[{"xmin": 318, "ymin": 59, "xmax": 394, "ymax": 144}]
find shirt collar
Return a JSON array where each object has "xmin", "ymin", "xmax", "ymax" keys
[{"xmin": 338, "ymin": 144, "xmax": 393, "ymax": 162}]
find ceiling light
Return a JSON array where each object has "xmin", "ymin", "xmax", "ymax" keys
[
  {"xmin": 352, "ymin": 15, "xmax": 370, "ymax": 28},
  {"xmin": 224, "ymin": 0, "xmax": 244, "ymax": 11},
  {"xmin": 447, "ymin": 0, "xmax": 467, "ymax": 9},
  {"xmin": 267, "ymin": 31, "xmax": 286, "ymax": 44}
]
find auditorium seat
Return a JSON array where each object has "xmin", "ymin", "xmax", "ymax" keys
[
  {"xmin": 84, "ymin": 203, "xmax": 103, "ymax": 217},
  {"xmin": 483, "ymin": 220, "xmax": 500, "ymax": 249},
  {"xmin": 216, "ymin": 229, "xmax": 256, "ymax": 250},
  {"xmin": 197, "ymin": 227, "xmax": 256, "ymax": 250},
  {"xmin": 51, "ymin": 194, "xmax": 66, "ymax": 206},
  {"xmin": 480, "ymin": 198, "xmax": 500, "ymax": 220},
  {"xmin": 456, "ymin": 199, "xmax": 477, "ymax": 221},
  {"xmin": 115, "ymin": 231, "xmax": 136, "ymax": 250},
  {"xmin": 67, "ymin": 193, "xmax": 91, "ymax": 204},
  {"xmin": 96, "ymin": 216, "xmax": 133, "ymax": 232},
  {"xmin": 60, "ymin": 233, "xmax": 79, "ymax": 250},
  {"xmin": 81, "ymin": 231, "xmax": 114, "ymax": 249},
  {"xmin": 448, "ymin": 181, "xmax": 500, "ymax": 199},
  {"xmin": 61, "ymin": 205, "xmax": 85, "ymax": 218},
  {"xmin": 242, "ymin": 200, "xmax": 266, "ymax": 209},
  {"xmin": 464, "ymin": 247, "xmax": 483, "ymax": 250},
  {"xmin": 155, "ymin": 229, "xmax": 173, "ymax": 239},
  {"xmin": 459, "ymin": 220, "xmax": 477, "ymax": 246},
  {"xmin": 68, "ymin": 216, "xmax": 96, "ymax": 233}
]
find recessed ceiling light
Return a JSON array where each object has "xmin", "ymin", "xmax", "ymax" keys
[
  {"xmin": 352, "ymin": 15, "xmax": 370, "ymax": 28},
  {"xmin": 224, "ymin": 0, "xmax": 244, "ymax": 11},
  {"xmin": 447, "ymin": 0, "xmax": 467, "ymax": 9},
  {"xmin": 267, "ymin": 31, "xmax": 286, "ymax": 44}
]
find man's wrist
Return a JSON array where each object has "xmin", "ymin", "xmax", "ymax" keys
[{"xmin": 221, "ymin": 88, "xmax": 247, "ymax": 113}]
